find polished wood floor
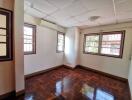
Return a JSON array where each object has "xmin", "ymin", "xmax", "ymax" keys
[{"xmin": 15, "ymin": 66, "xmax": 130, "ymax": 100}]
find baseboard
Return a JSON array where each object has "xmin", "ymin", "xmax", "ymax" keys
[
  {"xmin": 63, "ymin": 65, "xmax": 75, "ymax": 69},
  {"xmin": 0, "ymin": 91, "xmax": 15, "ymax": 100},
  {"xmin": 128, "ymin": 81, "xmax": 132, "ymax": 100},
  {"xmin": 16, "ymin": 89, "xmax": 25, "ymax": 97},
  {"xmin": 76, "ymin": 65, "xmax": 128, "ymax": 83},
  {"xmin": 25, "ymin": 65, "xmax": 63, "ymax": 79}
]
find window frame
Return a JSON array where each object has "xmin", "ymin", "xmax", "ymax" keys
[
  {"xmin": 0, "ymin": 8, "xmax": 13, "ymax": 61},
  {"xmin": 56, "ymin": 32, "xmax": 65, "ymax": 53},
  {"xmin": 24, "ymin": 23, "xmax": 36, "ymax": 55},
  {"xmin": 83, "ymin": 31, "xmax": 125, "ymax": 58}
]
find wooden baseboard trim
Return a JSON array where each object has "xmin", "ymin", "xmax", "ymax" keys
[
  {"xmin": 25, "ymin": 65, "xmax": 63, "ymax": 79},
  {"xmin": 128, "ymin": 81, "xmax": 132, "ymax": 100},
  {"xmin": 0, "ymin": 91, "xmax": 15, "ymax": 100},
  {"xmin": 76, "ymin": 65, "xmax": 128, "ymax": 83},
  {"xmin": 16, "ymin": 89, "xmax": 25, "ymax": 97},
  {"xmin": 63, "ymin": 65, "xmax": 74, "ymax": 69}
]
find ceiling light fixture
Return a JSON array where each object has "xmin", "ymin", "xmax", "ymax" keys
[{"xmin": 89, "ymin": 16, "xmax": 100, "ymax": 21}]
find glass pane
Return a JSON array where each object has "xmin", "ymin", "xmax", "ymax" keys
[
  {"xmin": 24, "ymin": 39, "xmax": 32, "ymax": 44},
  {"xmin": 24, "ymin": 26, "xmax": 33, "ymax": 35},
  {"xmin": 86, "ymin": 42, "xmax": 98, "ymax": 47},
  {"xmin": 58, "ymin": 45, "xmax": 63, "ymax": 51},
  {"xmin": 86, "ymin": 35, "xmax": 99, "ymax": 41},
  {"xmin": 58, "ymin": 34, "xmax": 64, "ymax": 40},
  {"xmin": 24, "ymin": 35, "xmax": 32, "ymax": 39},
  {"xmin": 0, "ymin": 36, "xmax": 6, "ymax": 42},
  {"xmin": 24, "ymin": 44, "xmax": 33, "ymax": 52},
  {"xmin": 0, "ymin": 29, "xmax": 6, "ymax": 35},
  {"xmin": 0, "ymin": 43, "xmax": 6, "ymax": 56},
  {"xmin": 85, "ymin": 47, "xmax": 98, "ymax": 53},
  {"xmin": 101, "ymin": 48, "xmax": 120, "ymax": 55},
  {"xmin": 85, "ymin": 35, "xmax": 99, "ymax": 53},
  {"xmin": 101, "ymin": 34, "xmax": 122, "ymax": 56},
  {"xmin": 102, "ymin": 34, "xmax": 121, "ymax": 41},
  {"xmin": 0, "ymin": 14, "xmax": 6, "ymax": 28}
]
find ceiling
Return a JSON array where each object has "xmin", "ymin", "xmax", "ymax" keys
[{"xmin": 24, "ymin": 0, "xmax": 132, "ymax": 28}]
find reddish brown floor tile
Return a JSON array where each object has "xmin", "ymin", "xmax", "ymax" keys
[{"xmin": 16, "ymin": 66, "xmax": 130, "ymax": 100}]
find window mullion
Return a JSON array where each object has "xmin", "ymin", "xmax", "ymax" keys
[{"xmin": 98, "ymin": 33, "xmax": 102, "ymax": 54}]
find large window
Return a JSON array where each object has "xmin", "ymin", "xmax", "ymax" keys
[
  {"xmin": 84, "ymin": 31, "xmax": 125, "ymax": 58},
  {"xmin": 57, "ymin": 32, "xmax": 65, "ymax": 52},
  {"xmin": 0, "ymin": 8, "xmax": 13, "ymax": 61},
  {"xmin": 24, "ymin": 23, "xmax": 36, "ymax": 55}
]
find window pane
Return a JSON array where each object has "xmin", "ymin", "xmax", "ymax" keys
[
  {"xmin": 24, "ymin": 39, "xmax": 32, "ymax": 44},
  {"xmin": 0, "ymin": 29, "xmax": 6, "ymax": 35},
  {"xmin": 24, "ymin": 26, "xmax": 33, "ymax": 35},
  {"xmin": 57, "ymin": 33, "xmax": 64, "ymax": 52},
  {"xmin": 24, "ymin": 44, "xmax": 32, "ymax": 52},
  {"xmin": 0, "ymin": 43, "xmax": 6, "ymax": 56},
  {"xmin": 101, "ymin": 34, "xmax": 122, "ymax": 56},
  {"xmin": 24, "ymin": 35, "xmax": 32, "ymax": 39},
  {"xmin": 0, "ymin": 14, "xmax": 6, "ymax": 28},
  {"xmin": 24, "ymin": 24, "xmax": 36, "ymax": 54},
  {"xmin": 58, "ymin": 45, "xmax": 63, "ymax": 51},
  {"xmin": 0, "ymin": 36, "xmax": 6, "ymax": 42},
  {"xmin": 85, "ymin": 47, "xmax": 98, "ymax": 53},
  {"xmin": 85, "ymin": 35, "xmax": 99, "ymax": 53}
]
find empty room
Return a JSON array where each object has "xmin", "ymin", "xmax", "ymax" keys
[{"xmin": 0, "ymin": 0, "xmax": 132, "ymax": 100}]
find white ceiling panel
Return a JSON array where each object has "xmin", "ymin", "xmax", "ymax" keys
[
  {"xmin": 115, "ymin": 0, "xmax": 132, "ymax": 14},
  {"xmin": 25, "ymin": 5, "xmax": 47, "ymax": 18},
  {"xmin": 74, "ymin": 6, "xmax": 114, "ymax": 22},
  {"xmin": 24, "ymin": 0, "xmax": 132, "ymax": 27},
  {"xmin": 81, "ymin": 0, "xmax": 113, "ymax": 10},
  {"xmin": 26, "ymin": 0, "xmax": 58, "ymax": 14},
  {"xmin": 46, "ymin": 0, "xmax": 75, "ymax": 9}
]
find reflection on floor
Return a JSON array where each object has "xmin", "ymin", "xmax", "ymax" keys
[{"xmin": 16, "ymin": 66, "xmax": 130, "ymax": 100}]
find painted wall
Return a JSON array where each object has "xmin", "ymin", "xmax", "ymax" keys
[
  {"xmin": 0, "ymin": 0, "xmax": 15, "ymax": 95},
  {"xmin": 80, "ymin": 23, "xmax": 132, "ymax": 79},
  {"xmin": 64, "ymin": 27, "xmax": 80, "ymax": 68},
  {"xmin": 128, "ymin": 53, "xmax": 132, "ymax": 98},
  {"xmin": 14, "ymin": 0, "xmax": 25, "ymax": 92},
  {"xmin": 24, "ymin": 14, "xmax": 65, "ymax": 75}
]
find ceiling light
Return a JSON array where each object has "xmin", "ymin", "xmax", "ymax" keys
[{"xmin": 89, "ymin": 16, "xmax": 100, "ymax": 21}]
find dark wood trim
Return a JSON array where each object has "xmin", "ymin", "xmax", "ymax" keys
[
  {"xmin": 0, "ymin": 7, "xmax": 13, "ymax": 61},
  {"xmin": 25, "ymin": 65, "xmax": 64, "ymax": 79},
  {"xmin": 24, "ymin": 23, "xmax": 36, "ymax": 55},
  {"xmin": 16, "ymin": 89, "xmax": 25, "ymax": 97},
  {"xmin": 128, "ymin": 81, "xmax": 132, "ymax": 100},
  {"xmin": 83, "ymin": 30, "xmax": 125, "ymax": 58},
  {"xmin": 76, "ymin": 65, "xmax": 128, "ymax": 83},
  {"xmin": 56, "ymin": 31, "xmax": 65, "ymax": 53},
  {"xmin": 63, "ymin": 65, "xmax": 75, "ymax": 70},
  {"xmin": 0, "ymin": 91, "xmax": 15, "ymax": 99}
]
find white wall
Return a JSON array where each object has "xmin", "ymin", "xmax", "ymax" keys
[
  {"xmin": 24, "ymin": 26, "xmax": 64, "ymax": 75},
  {"xmin": 0, "ymin": 0, "xmax": 15, "ymax": 96},
  {"xmin": 128, "ymin": 56, "xmax": 132, "ymax": 99},
  {"xmin": 24, "ymin": 14, "xmax": 65, "ymax": 75},
  {"xmin": 14, "ymin": 0, "xmax": 25, "ymax": 92},
  {"xmin": 80, "ymin": 23, "xmax": 132, "ymax": 79},
  {"xmin": 64, "ymin": 27, "xmax": 80, "ymax": 68}
]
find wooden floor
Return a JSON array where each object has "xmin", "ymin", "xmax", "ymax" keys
[{"xmin": 14, "ymin": 66, "xmax": 130, "ymax": 100}]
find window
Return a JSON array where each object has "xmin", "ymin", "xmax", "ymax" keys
[
  {"xmin": 0, "ymin": 8, "xmax": 13, "ymax": 61},
  {"xmin": 57, "ymin": 32, "xmax": 65, "ymax": 52},
  {"xmin": 24, "ymin": 23, "xmax": 36, "ymax": 55},
  {"xmin": 84, "ymin": 34, "xmax": 100, "ymax": 54},
  {"xmin": 84, "ymin": 31, "xmax": 125, "ymax": 58}
]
